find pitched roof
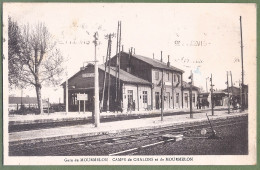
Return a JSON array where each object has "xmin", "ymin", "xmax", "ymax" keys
[
  {"xmin": 123, "ymin": 52, "xmax": 184, "ymax": 73},
  {"xmin": 182, "ymin": 81, "xmax": 200, "ymax": 91},
  {"xmin": 9, "ymin": 97, "xmax": 48, "ymax": 104},
  {"xmin": 99, "ymin": 64, "xmax": 152, "ymax": 85},
  {"xmin": 62, "ymin": 63, "xmax": 152, "ymax": 86}
]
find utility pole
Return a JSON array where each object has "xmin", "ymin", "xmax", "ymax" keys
[
  {"xmin": 107, "ymin": 35, "xmax": 112, "ymax": 112},
  {"xmin": 101, "ymin": 34, "xmax": 111, "ymax": 112},
  {"xmin": 65, "ymin": 70, "xmax": 68, "ymax": 114},
  {"xmin": 93, "ymin": 32, "xmax": 100, "ymax": 127},
  {"xmin": 115, "ymin": 21, "xmax": 122, "ymax": 103},
  {"xmin": 226, "ymin": 71, "xmax": 230, "ymax": 114},
  {"xmin": 240, "ymin": 16, "xmax": 245, "ymax": 111},
  {"xmin": 118, "ymin": 21, "xmax": 122, "ymax": 103},
  {"xmin": 206, "ymin": 77, "xmax": 209, "ymax": 92},
  {"xmin": 230, "ymin": 71, "xmax": 233, "ymax": 108},
  {"xmin": 210, "ymin": 74, "xmax": 214, "ymax": 116},
  {"xmin": 189, "ymin": 71, "xmax": 193, "ymax": 118},
  {"xmin": 239, "ymin": 79, "xmax": 242, "ymax": 109},
  {"xmin": 161, "ymin": 69, "xmax": 164, "ymax": 121}
]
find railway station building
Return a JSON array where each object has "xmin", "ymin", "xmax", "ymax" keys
[
  {"xmin": 62, "ymin": 63, "xmax": 152, "ymax": 112},
  {"xmin": 62, "ymin": 52, "xmax": 200, "ymax": 112}
]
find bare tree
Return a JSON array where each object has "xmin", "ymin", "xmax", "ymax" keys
[{"xmin": 8, "ymin": 18, "xmax": 64, "ymax": 114}]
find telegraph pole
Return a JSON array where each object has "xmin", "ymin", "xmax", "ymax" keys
[
  {"xmin": 226, "ymin": 71, "xmax": 230, "ymax": 114},
  {"xmin": 161, "ymin": 69, "xmax": 164, "ymax": 121},
  {"xmin": 93, "ymin": 32, "xmax": 100, "ymax": 127},
  {"xmin": 101, "ymin": 34, "xmax": 111, "ymax": 111},
  {"xmin": 210, "ymin": 74, "xmax": 214, "ymax": 116},
  {"xmin": 240, "ymin": 16, "xmax": 245, "ymax": 111},
  {"xmin": 189, "ymin": 71, "xmax": 193, "ymax": 118},
  {"xmin": 65, "ymin": 70, "xmax": 68, "ymax": 114},
  {"xmin": 206, "ymin": 78, "xmax": 208, "ymax": 92}
]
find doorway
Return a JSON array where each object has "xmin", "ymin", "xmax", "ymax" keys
[{"xmin": 155, "ymin": 92, "xmax": 160, "ymax": 109}]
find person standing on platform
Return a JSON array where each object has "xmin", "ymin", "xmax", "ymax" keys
[{"xmin": 133, "ymin": 100, "xmax": 136, "ymax": 111}]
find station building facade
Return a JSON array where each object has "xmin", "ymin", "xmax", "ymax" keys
[
  {"xmin": 109, "ymin": 52, "xmax": 186, "ymax": 110},
  {"xmin": 63, "ymin": 52, "xmax": 200, "ymax": 112},
  {"xmin": 62, "ymin": 63, "xmax": 152, "ymax": 112}
]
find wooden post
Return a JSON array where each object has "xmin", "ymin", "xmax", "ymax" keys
[
  {"xmin": 101, "ymin": 34, "xmax": 110, "ymax": 111},
  {"xmin": 161, "ymin": 69, "xmax": 164, "ymax": 121},
  {"xmin": 227, "ymin": 71, "xmax": 230, "ymax": 114}
]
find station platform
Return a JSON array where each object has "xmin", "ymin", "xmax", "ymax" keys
[
  {"xmin": 9, "ymin": 107, "xmax": 227, "ymax": 125},
  {"xmin": 9, "ymin": 109, "xmax": 247, "ymax": 144}
]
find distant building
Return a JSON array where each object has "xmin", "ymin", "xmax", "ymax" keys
[
  {"xmin": 197, "ymin": 85, "xmax": 248, "ymax": 109},
  {"xmin": 182, "ymin": 81, "xmax": 200, "ymax": 108},
  {"xmin": 9, "ymin": 97, "xmax": 48, "ymax": 111}
]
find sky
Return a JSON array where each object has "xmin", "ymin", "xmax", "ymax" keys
[{"xmin": 4, "ymin": 3, "xmax": 256, "ymax": 103}]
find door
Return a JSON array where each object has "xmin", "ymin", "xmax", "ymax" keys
[
  {"xmin": 165, "ymin": 92, "xmax": 170, "ymax": 109},
  {"xmin": 155, "ymin": 92, "xmax": 160, "ymax": 109},
  {"xmin": 127, "ymin": 90, "xmax": 133, "ymax": 110},
  {"xmin": 142, "ymin": 91, "xmax": 148, "ymax": 109},
  {"xmin": 184, "ymin": 93, "xmax": 189, "ymax": 108}
]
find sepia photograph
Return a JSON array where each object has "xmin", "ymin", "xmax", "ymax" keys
[{"xmin": 2, "ymin": 2, "xmax": 257, "ymax": 165}]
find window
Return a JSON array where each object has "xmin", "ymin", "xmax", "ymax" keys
[
  {"xmin": 155, "ymin": 71, "xmax": 159, "ymax": 80},
  {"xmin": 174, "ymin": 74, "xmax": 176, "ymax": 82},
  {"xmin": 176, "ymin": 93, "xmax": 179, "ymax": 103},
  {"xmin": 166, "ymin": 72, "xmax": 170, "ymax": 81},
  {"xmin": 192, "ymin": 94, "xmax": 195, "ymax": 103},
  {"xmin": 177, "ymin": 75, "xmax": 180, "ymax": 83},
  {"xmin": 71, "ymin": 93, "xmax": 78, "ymax": 105},
  {"xmin": 143, "ymin": 91, "xmax": 148, "ymax": 103},
  {"xmin": 127, "ymin": 90, "xmax": 133, "ymax": 103},
  {"xmin": 184, "ymin": 93, "xmax": 188, "ymax": 102}
]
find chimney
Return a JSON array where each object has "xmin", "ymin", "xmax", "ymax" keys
[
  {"xmin": 167, "ymin": 55, "xmax": 170, "ymax": 67},
  {"xmin": 122, "ymin": 45, "xmax": 124, "ymax": 52},
  {"xmin": 134, "ymin": 48, "xmax": 135, "ymax": 54},
  {"xmin": 153, "ymin": 53, "xmax": 154, "ymax": 59},
  {"xmin": 161, "ymin": 51, "xmax": 163, "ymax": 62}
]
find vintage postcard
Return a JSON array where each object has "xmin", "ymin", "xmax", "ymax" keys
[{"xmin": 2, "ymin": 3, "xmax": 256, "ymax": 165}]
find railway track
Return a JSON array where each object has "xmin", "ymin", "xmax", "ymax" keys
[
  {"xmin": 9, "ymin": 108, "xmax": 227, "ymax": 132},
  {"xmin": 9, "ymin": 115, "xmax": 247, "ymax": 156}
]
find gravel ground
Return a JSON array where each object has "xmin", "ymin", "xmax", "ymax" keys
[{"xmin": 138, "ymin": 121, "xmax": 248, "ymax": 155}]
